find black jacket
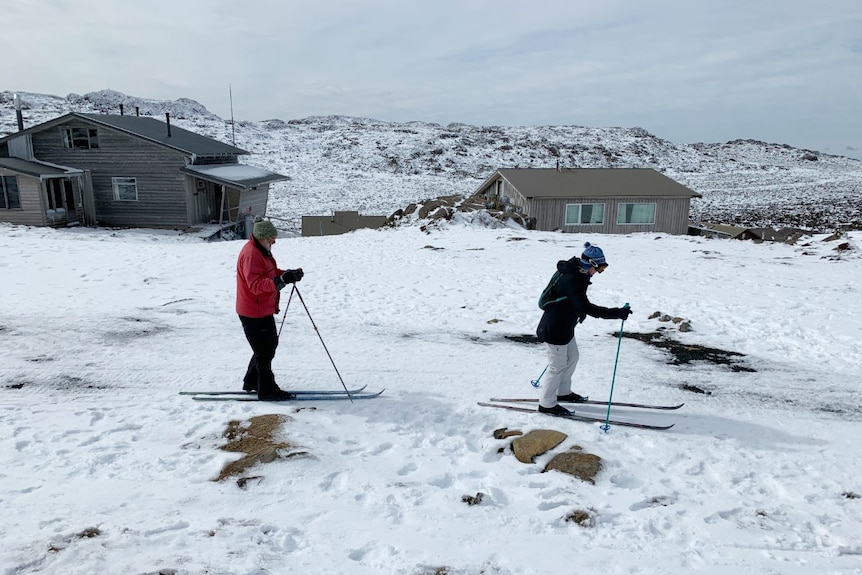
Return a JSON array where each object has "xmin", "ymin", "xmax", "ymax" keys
[{"xmin": 536, "ymin": 258, "xmax": 620, "ymax": 345}]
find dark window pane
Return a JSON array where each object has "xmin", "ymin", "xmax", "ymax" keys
[
  {"xmin": 71, "ymin": 128, "xmax": 90, "ymax": 149},
  {"xmin": 5, "ymin": 176, "xmax": 20, "ymax": 209}
]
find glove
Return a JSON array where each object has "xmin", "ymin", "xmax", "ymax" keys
[
  {"xmin": 283, "ymin": 268, "xmax": 303, "ymax": 283},
  {"xmin": 273, "ymin": 268, "xmax": 303, "ymax": 291},
  {"xmin": 616, "ymin": 306, "xmax": 633, "ymax": 320}
]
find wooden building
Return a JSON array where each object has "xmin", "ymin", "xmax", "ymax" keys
[
  {"xmin": 301, "ymin": 211, "xmax": 386, "ymax": 236},
  {"xmin": 473, "ymin": 168, "xmax": 701, "ymax": 234},
  {"xmin": 0, "ymin": 112, "xmax": 286, "ymax": 230}
]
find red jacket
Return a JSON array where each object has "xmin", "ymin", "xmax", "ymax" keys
[{"xmin": 236, "ymin": 237, "xmax": 284, "ymax": 318}]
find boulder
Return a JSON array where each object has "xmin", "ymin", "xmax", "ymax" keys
[
  {"xmin": 543, "ymin": 448, "xmax": 602, "ymax": 484},
  {"xmin": 511, "ymin": 429, "xmax": 567, "ymax": 463}
]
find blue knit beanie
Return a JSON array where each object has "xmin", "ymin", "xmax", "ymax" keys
[{"xmin": 579, "ymin": 242, "xmax": 607, "ymax": 270}]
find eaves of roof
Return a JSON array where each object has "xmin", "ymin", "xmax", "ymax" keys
[
  {"xmin": 0, "ymin": 157, "xmax": 82, "ymax": 178},
  {"xmin": 181, "ymin": 164, "xmax": 288, "ymax": 190},
  {"xmin": 0, "ymin": 112, "xmax": 248, "ymax": 157}
]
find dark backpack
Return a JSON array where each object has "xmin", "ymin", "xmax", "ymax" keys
[{"xmin": 538, "ymin": 271, "xmax": 567, "ymax": 310}]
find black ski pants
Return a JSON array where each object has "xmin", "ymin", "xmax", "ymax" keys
[{"xmin": 239, "ymin": 314, "xmax": 280, "ymax": 395}]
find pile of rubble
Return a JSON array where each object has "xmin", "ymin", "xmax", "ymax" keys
[{"xmin": 384, "ymin": 193, "xmax": 532, "ymax": 229}]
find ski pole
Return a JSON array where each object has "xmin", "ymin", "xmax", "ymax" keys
[
  {"xmin": 293, "ymin": 286, "xmax": 353, "ymax": 402},
  {"xmin": 530, "ymin": 365, "xmax": 548, "ymax": 388},
  {"xmin": 601, "ymin": 303, "xmax": 629, "ymax": 432},
  {"xmin": 277, "ymin": 285, "xmax": 296, "ymax": 338}
]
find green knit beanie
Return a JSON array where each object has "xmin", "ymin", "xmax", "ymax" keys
[{"xmin": 252, "ymin": 217, "xmax": 278, "ymax": 239}]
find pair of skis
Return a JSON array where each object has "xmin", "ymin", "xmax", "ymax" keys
[
  {"xmin": 180, "ymin": 385, "xmax": 383, "ymax": 402},
  {"xmin": 180, "ymin": 388, "xmax": 675, "ymax": 431},
  {"xmin": 478, "ymin": 397, "xmax": 682, "ymax": 430}
]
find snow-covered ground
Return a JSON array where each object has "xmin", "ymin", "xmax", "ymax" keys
[{"xmin": 2, "ymin": 221, "xmax": 861, "ymax": 574}]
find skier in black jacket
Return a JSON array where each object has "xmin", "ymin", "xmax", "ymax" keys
[{"xmin": 535, "ymin": 242, "xmax": 632, "ymax": 415}]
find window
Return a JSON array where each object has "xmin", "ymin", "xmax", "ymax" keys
[
  {"xmin": 62, "ymin": 127, "xmax": 99, "ymax": 150},
  {"xmin": 1, "ymin": 175, "xmax": 21, "ymax": 209},
  {"xmin": 565, "ymin": 203, "xmax": 604, "ymax": 225},
  {"xmin": 617, "ymin": 203, "xmax": 656, "ymax": 225},
  {"xmin": 112, "ymin": 177, "xmax": 138, "ymax": 201},
  {"xmin": 46, "ymin": 180, "xmax": 64, "ymax": 210}
]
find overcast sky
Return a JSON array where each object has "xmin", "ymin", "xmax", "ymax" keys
[{"xmin": 4, "ymin": 0, "xmax": 861, "ymax": 159}]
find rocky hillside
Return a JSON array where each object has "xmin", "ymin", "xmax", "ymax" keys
[{"xmin": 2, "ymin": 89, "xmax": 860, "ymax": 232}]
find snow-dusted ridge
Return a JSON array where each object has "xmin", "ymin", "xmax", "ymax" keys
[{"xmin": 2, "ymin": 89, "xmax": 860, "ymax": 232}]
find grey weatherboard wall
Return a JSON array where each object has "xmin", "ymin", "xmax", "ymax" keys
[
  {"xmin": 29, "ymin": 119, "xmax": 191, "ymax": 227},
  {"xmin": 0, "ymin": 170, "xmax": 41, "ymax": 226},
  {"xmin": 0, "ymin": 112, "xmax": 287, "ymax": 230},
  {"xmin": 474, "ymin": 168, "xmax": 701, "ymax": 234}
]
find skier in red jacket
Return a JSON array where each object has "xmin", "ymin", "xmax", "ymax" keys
[{"xmin": 236, "ymin": 217, "xmax": 304, "ymax": 400}]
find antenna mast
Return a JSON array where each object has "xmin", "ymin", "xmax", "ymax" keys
[{"xmin": 229, "ymin": 83, "xmax": 236, "ymax": 145}]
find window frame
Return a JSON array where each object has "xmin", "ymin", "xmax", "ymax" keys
[
  {"xmin": 112, "ymin": 177, "xmax": 139, "ymax": 201},
  {"xmin": 1, "ymin": 175, "xmax": 21, "ymax": 210},
  {"xmin": 564, "ymin": 202, "xmax": 605, "ymax": 226},
  {"xmin": 617, "ymin": 202, "xmax": 657, "ymax": 225},
  {"xmin": 62, "ymin": 127, "xmax": 100, "ymax": 150}
]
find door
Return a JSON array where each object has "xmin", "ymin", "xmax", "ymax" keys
[
  {"xmin": 44, "ymin": 178, "xmax": 78, "ymax": 225},
  {"xmin": 190, "ymin": 178, "xmax": 214, "ymax": 225}
]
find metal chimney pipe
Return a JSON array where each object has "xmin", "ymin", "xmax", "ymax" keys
[
  {"xmin": 119, "ymin": 103, "xmax": 124, "ymax": 116},
  {"xmin": 165, "ymin": 112, "xmax": 172, "ymax": 137},
  {"xmin": 13, "ymin": 93, "xmax": 24, "ymax": 131}
]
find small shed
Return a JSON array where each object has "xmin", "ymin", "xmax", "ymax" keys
[
  {"xmin": 302, "ymin": 211, "xmax": 386, "ymax": 236},
  {"xmin": 473, "ymin": 168, "xmax": 701, "ymax": 234}
]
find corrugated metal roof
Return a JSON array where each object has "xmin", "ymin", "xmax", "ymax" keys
[
  {"xmin": 495, "ymin": 168, "xmax": 701, "ymax": 198},
  {"xmin": 181, "ymin": 164, "xmax": 288, "ymax": 190},
  {"xmin": 0, "ymin": 112, "xmax": 248, "ymax": 157},
  {"xmin": 0, "ymin": 157, "xmax": 80, "ymax": 178}
]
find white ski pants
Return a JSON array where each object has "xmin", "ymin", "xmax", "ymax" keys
[{"xmin": 539, "ymin": 335, "xmax": 580, "ymax": 408}]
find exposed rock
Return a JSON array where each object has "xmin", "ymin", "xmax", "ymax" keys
[
  {"xmin": 493, "ymin": 427, "xmax": 523, "ymax": 439},
  {"xmin": 543, "ymin": 448, "xmax": 602, "ymax": 484},
  {"xmin": 386, "ymin": 191, "xmax": 533, "ymax": 229},
  {"xmin": 461, "ymin": 492, "xmax": 484, "ymax": 506},
  {"xmin": 622, "ymin": 331, "xmax": 752, "ymax": 371},
  {"xmin": 681, "ymin": 384, "xmax": 711, "ymax": 395},
  {"xmin": 236, "ymin": 475, "xmax": 264, "ymax": 489},
  {"xmin": 565, "ymin": 508, "xmax": 597, "ymax": 527},
  {"xmin": 511, "ymin": 429, "xmax": 567, "ymax": 463}
]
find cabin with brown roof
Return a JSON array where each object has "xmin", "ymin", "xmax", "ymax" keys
[{"xmin": 473, "ymin": 168, "xmax": 701, "ymax": 234}]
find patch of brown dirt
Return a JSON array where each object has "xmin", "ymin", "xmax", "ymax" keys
[{"xmin": 215, "ymin": 414, "xmax": 294, "ymax": 482}]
